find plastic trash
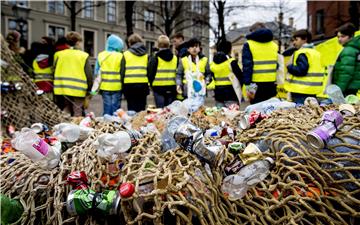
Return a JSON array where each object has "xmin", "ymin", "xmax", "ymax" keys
[
  {"xmin": 221, "ymin": 157, "xmax": 274, "ymax": 200},
  {"xmin": 345, "ymin": 94, "xmax": 360, "ymax": 105},
  {"xmin": 326, "ymin": 84, "xmax": 346, "ymax": 104},
  {"xmin": 79, "ymin": 112, "xmax": 95, "ymax": 127},
  {"xmin": 244, "ymin": 98, "xmax": 280, "ymax": 114},
  {"xmin": 161, "ymin": 116, "xmax": 188, "ymax": 151},
  {"xmin": 11, "ymin": 128, "xmax": 61, "ymax": 169},
  {"xmin": 53, "ymin": 123, "xmax": 94, "ymax": 143},
  {"xmin": 166, "ymin": 100, "xmax": 189, "ymax": 116},
  {"xmin": 0, "ymin": 194, "xmax": 24, "ymax": 224},
  {"xmin": 94, "ymin": 131, "xmax": 133, "ymax": 162},
  {"xmin": 183, "ymin": 96, "xmax": 205, "ymax": 113}
]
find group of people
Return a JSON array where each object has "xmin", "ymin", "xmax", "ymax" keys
[{"xmin": 5, "ymin": 21, "xmax": 359, "ymax": 116}]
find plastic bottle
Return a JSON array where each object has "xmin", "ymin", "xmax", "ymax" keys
[
  {"xmin": 90, "ymin": 75, "xmax": 101, "ymax": 95},
  {"xmin": 94, "ymin": 131, "xmax": 132, "ymax": 162},
  {"xmin": 0, "ymin": 194, "xmax": 24, "ymax": 224},
  {"xmin": 11, "ymin": 128, "xmax": 60, "ymax": 169},
  {"xmin": 166, "ymin": 100, "xmax": 189, "ymax": 116},
  {"xmin": 161, "ymin": 116, "xmax": 189, "ymax": 151},
  {"xmin": 326, "ymin": 84, "xmax": 346, "ymax": 104},
  {"xmin": 221, "ymin": 157, "xmax": 274, "ymax": 200},
  {"xmin": 244, "ymin": 98, "xmax": 281, "ymax": 114},
  {"xmin": 53, "ymin": 123, "xmax": 81, "ymax": 142}
]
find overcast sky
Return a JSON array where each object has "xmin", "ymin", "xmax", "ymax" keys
[{"xmin": 209, "ymin": 0, "xmax": 307, "ymax": 44}]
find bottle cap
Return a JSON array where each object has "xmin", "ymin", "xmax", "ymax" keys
[
  {"xmin": 119, "ymin": 182, "xmax": 135, "ymax": 198},
  {"xmin": 265, "ymin": 157, "xmax": 275, "ymax": 165}
]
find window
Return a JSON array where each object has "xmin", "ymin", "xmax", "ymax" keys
[
  {"xmin": 191, "ymin": 1, "xmax": 202, "ymax": 13},
  {"xmin": 48, "ymin": 0, "xmax": 64, "ymax": 14},
  {"xmin": 144, "ymin": 10, "xmax": 154, "ymax": 31},
  {"xmin": 47, "ymin": 24, "xmax": 66, "ymax": 40},
  {"xmin": 107, "ymin": 1, "xmax": 116, "ymax": 23},
  {"xmin": 83, "ymin": 30, "xmax": 96, "ymax": 57},
  {"xmin": 8, "ymin": 0, "xmax": 28, "ymax": 7},
  {"xmin": 316, "ymin": 10, "xmax": 324, "ymax": 34},
  {"xmin": 83, "ymin": 0, "xmax": 94, "ymax": 19},
  {"xmin": 192, "ymin": 20, "xmax": 202, "ymax": 38},
  {"xmin": 146, "ymin": 41, "xmax": 155, "ymax": 56},
  {"xmin": 7, "ymin": 18, "xmax": 29, "ymax": 48}
]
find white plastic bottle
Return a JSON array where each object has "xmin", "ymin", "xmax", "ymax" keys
[
  {"xmin": 94, "ymin": 131, "xmax": 132, "ymax": 161},
  {"xmin": 53, "ymin": 123, "xmax": 81, "ymax": 142},
  {"xmin": 326, "ymin": 84, "xmax": 346, "ymax": 104},
  {"xmin": 244, "ymin": 98, "xmax": 280, "ymax": 114},
  {"xmin": 221, "ymin": 157, "xmax": 274, "ymax": 200},
  {"xmin": 11, "ymin": 128, "xmax": 60, "ymax": 169}
]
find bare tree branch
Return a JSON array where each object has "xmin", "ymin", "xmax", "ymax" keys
[{"xmin": 75, "ymin": 1, "xmax": 106, "ymax": 16}]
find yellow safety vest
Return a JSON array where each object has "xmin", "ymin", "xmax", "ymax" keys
[
  {"xmin": 123, "ymin": 51, "xmax": 148, "ymax": 84},
  {"xmin": 153, "ymin": 56, "xmax": 177, "ymax": 86},
  {"xmin": 181, "ymin": 56, "xmax": 208, "ymax": 84},
  {"xmin": 54, "ymin": 49, "xmax": 89, "ymax": 97},
  {"xmin": 285, "ymin": 48, "xmax": 324, "ymax": 95},
  {"xmin": 210, "ymin": 58, "xmax": 233, "ymax": 86},
  {"xmin": 32, "ymin": 60, "xmax": 53, "ymax": 82},
  {"xmin": 98, "ymin": 51, "xmax": 122, "ymax": 91},
  {"xmin": 276, "ymin": 54, "xmax": 291, "ymax": 100},
  {"xmin": 247, "ymin": 40, "xmax": 278, "ymax": 82}
]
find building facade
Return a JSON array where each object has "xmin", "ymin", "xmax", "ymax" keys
[
  {"xmin": 307, "ymin": 1, "xmax": 360, "ymax": 41},
  {"xmin": 1, "ymin": 0, "xmax": 210, "ymax": 59}
]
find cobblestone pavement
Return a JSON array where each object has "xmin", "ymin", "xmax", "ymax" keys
[{"xmin": 88, "ymin": 90, "xmax": 249, "ymax": 116}]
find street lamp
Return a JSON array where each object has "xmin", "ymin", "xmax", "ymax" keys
[{"xmin": 12, "ymin": 4, "xmax": 31, "ymax": 48}]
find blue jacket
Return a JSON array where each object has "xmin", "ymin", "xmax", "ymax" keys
[
  {"xmin": 286, "ymin": 43, "xmax": 313, "ymax": 77},
  {"xmin": 94, "ymin": 34, "xmax": 124, "ymax": 76},
  {"xmin": 242, "ymin": 28, "xmax": 274, "ymax": 85}
]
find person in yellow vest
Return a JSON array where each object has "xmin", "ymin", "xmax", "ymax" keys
[
  {"xmin": 121, "ymin": 33, "xmax": 149, "ymax": 112},
  {"xmin": 242, "ymin": 22, "xmax": 278, "ymax": 104},
  {"xmin": 53, "ymin": 31, "xmax": 93, "ymax": 116},
  {"xmin": 176, "ymin": 38, "xmax": 212, "ymax": 100},
  {"xmin": 148, "ymin": 35, "xmax": 178, "ymax": 108},
  {"xmin": 31, "ymin": 41, "xmax": 54, "ymax": 100},
  {"xmin": 92, "ymin": 34, "xmax": 124, "ymax": 115},
  {"xmin": 210, "ymin": 40, "xmax": 243, "ymax": 107},
  {"xmin": 285, "ymin": 29, "xmax": 324, "ymax": 104}
]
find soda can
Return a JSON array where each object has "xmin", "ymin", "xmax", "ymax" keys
[
  {"xmin": 95, "ymin": 190, "xmax": 121, "ymax": 215},
  {"xmin": 192, "ymin": 139, "xmax": 225, "ymax": 167},
  {"xmin": 66, "ymin": 189, "xmax": 94, "ymax": 216},
  {"xmin": 228, "ymin": 142, "xmax": 245, "ymax": 154},
  {"xmin": 307, "ymin": 110, "xmax": 344, "ymax": 149},
  {"xmin": 67, "ymin": 171, "xmax": 89, "ymax": 190}
]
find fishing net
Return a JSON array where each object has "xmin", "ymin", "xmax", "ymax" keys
[
  {"xmin": 1, "ymin": 105, "xmax": 359, "ymax": 225},
  {"xmin": 0, "ymin": 35, "xmax": 69, "ymax": 135}
]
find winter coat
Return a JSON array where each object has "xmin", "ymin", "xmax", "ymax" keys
[{"xmin": 332, "ymin": 35, "xmax": 360, "ymax": 94}]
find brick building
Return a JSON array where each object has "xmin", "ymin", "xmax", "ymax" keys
[{"xmin": 307, "ymin": 1, "xmax": 360, "ymax": 41}]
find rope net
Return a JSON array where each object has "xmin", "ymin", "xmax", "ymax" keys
[{"xmin": 0, "ymin": 35, "xmax": 69, "ymax": 134}]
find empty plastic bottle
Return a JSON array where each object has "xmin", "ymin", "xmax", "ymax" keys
[
  {"xmin": 244, "ymin": 98, "xmax": 280, "ymax": 114},
  {"xmin": 11, "ymin": 128, "xmax": 61, "ymax": 169},
  {"xmin": 221, "ymin": 157, "xmax": 274, "ymax": 200},
  {"xmin": 166, "ymin": 100, "xmax": 189, "ymax": 116},
  {"xmin": 161, "ymin": 116, "xmax": 188, "ymax": 151},
  {"xmin": 326, "ymin": 84, "xmax": 346, "ymax": 104},
  {"xmin": 94, "ymin": 131, "xmax": 132, "ymax": 162}
]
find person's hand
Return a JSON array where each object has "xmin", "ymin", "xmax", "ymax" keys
[{"xmin": 176, "ymin": 85, "xmax": 183, "ymax": 94}]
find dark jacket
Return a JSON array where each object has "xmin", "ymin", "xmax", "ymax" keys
[
  {"xmin": 121, "ymin": 42, "xmax": 149, "ymax": 95},
  {"xmin": 332, "ymin": 35, "xmax": 360, "ymax": 94},
  {"xmin": 286, "ymin": 44, "xmax": 314, "ymax": 77},
  {"xmin": 211, "ymin": 52, "xmax": 243, "ymax": 102},
  {"xmin": 242, "ymin": 28, "xmax": 274, "ymax": 85},
  {"xmin": 148, "ymin": 48, "xmax": 177, "ymax": 94},
  {"xmin": 176, "ymin": 41, "xmax": 188, "ymax": 58}
]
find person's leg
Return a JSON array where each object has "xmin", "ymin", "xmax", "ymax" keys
[
  {"xmin": 154, "ymin": 91, "xmax": 165, "ymax": 108},
  {"xmin": 164, "ymin": 93, "xmax": 176, "ymax": 107},
  {"xmin": 252, "ymin": 83, "xmax": 277, "ymax": 104},
  {"xmin": 102, "ymin": 91, "xmax": 112, "ymax": 115},
  {"xmin": 72, "ymin": 97, "xmax": 85, "ymax": 117},
  {"xmin": 291, "ymin": 93, "xmax": 314, "ymax": 105},
  {"xmin": 136, "ymin": 95, "xmax": 147, "ymax": 112},
  {"xmin": 62, "ymin": 96, "xmax": 72, "ymax": 116},
  {"xmin": 112, "ymin": 91, "xmax": 122, "ymax": 114}
]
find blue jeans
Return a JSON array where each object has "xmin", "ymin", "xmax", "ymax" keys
[
  {"xmin": 153, "ymin": 91, "xmax": 176, "ymax": 108},
  {"xmin": 102, "ymin": 91, "xmax": 121, "ymax": 115},
  {"xmin": 291, "ymin": 93, "xmax": 316, "ymax": 105}
]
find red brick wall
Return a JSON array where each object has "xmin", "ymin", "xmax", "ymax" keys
[{"xmin": 307, "ymin": 1, "xmax": 355, "ymax": 40}]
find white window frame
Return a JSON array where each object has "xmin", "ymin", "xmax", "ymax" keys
[
  {"xmin": 81, "ymin": 27, "xmax": 98, "ymax": 57},
  {"xmin": 106, "ymin": 0, "xmax": 117, "ymax": 23},
  {"xmin": 4, "ymin": 16, "xmax": 31, "ymax": 49},
  {"xmin": 82, "ymin": 0, "xmax": 96, "ymax": 20},
  {"xmin": 47, "ymin": 0, "xmax": 65, "ymax": 15},
  {"xmin": 144, "ymin": 10, "xmax": 155, "ymax": 31},
  {"xmin": 45, "ymin": 23, "xmax": 68, "ymax": 40}
]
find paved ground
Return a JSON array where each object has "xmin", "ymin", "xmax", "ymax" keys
[{"xmin": 88, "ymin": 90, "xmax": 249, "ymax": 116}]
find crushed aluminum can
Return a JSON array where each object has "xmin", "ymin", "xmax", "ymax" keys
[
  {"xmin": 174, "ymin": 121, "xmax": 225, "ymax": 167},
  {"xmin": 306, "ymin": 110, "xmax": 344, "ymax": 149},
  {"xmin": 228, "ymin": 142, "xmax": 245, "ymax": 154},
  {"xmin": 67, "ymin": 171, "xmax": 89, "ymax": 190},
  {"xmin": 239, "ymin": 111, "xmax": 267, "ymax": 130}
]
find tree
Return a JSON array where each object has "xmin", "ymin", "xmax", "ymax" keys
[
  {"xmin": 138, "ymin": 1, "xmax": 209, "ymax": 37},
  {"xmin": 125, "ymin": 1, "xmax": 136, "ymax": 37},
  {"xmin": 63, "ymin": 1, "xmax": 106, "ymax": 31}
]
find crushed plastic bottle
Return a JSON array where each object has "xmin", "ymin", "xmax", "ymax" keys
[
  {"xmin": 166, "ymin": 100, "xmax": 189, "ymax": 116},
  {"xmin": 183, "ymin": 96, "xmax": 205, "ymax": 113},
  {"xmin": 161, "ymin": 116, "xmax": 188, "ymax": 151},
  {"xmin": 326, "ymin": 84, "xmax": 346, "ymax": 104},
  {"xmin": 221, "ymin": 157, "xmax": 274, "ymax": 200},
  {"xmin": 53, "ymin": 123, "xmax": 94, "ymax": 143},
  {"xmin": 11, "ymin": 128, "xmax": 61, "ymax": 169},
  {"xmin": 94, "ymin": 131, "xmax": 133, "ymax": 162}
]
